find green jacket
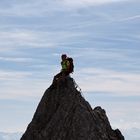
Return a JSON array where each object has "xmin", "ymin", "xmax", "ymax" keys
[{"xmin": 61, "ymin": 60, "xmax": 70, "ymax": 71}]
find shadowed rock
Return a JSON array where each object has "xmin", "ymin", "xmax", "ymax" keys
[{"xmin": 21, "ymin": 77, "xmax": 124, "ymax": 140}]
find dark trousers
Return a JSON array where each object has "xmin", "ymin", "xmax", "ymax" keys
[{"xmin": 53, "ymin": 71, "xmax": 69, "ymax": 83}]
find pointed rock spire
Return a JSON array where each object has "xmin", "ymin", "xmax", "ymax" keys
[{"xmin": 21, "ymin": 77, "xmax": 124, "ymax": 140}]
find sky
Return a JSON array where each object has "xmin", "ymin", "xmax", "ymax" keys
[{"xmin": 0, "ymin": 0, "xmax": 140, "ymax": 139}]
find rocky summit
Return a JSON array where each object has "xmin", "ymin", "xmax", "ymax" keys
[{"xmin": 20, "ymin": 76, "xmax": 124, "ymax": 140}]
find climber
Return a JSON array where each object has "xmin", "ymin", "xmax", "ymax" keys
[{"xmin": 53, "ymin": 54, "xmax": 71, "ymax": 82}]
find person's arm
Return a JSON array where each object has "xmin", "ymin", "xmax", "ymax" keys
[{"xmin": 66, "ymin": 61, "xmax": 70, "ymax": 71}]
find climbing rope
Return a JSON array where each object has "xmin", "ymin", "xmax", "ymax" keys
[
  {"xmin": 73, "ymin": 79, "xmax": 96, "ymax": 121},
  {"xmin": 73, "ymin": 79, "xmax": 85, "ymax": 98}
]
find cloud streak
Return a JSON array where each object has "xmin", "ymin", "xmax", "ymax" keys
[
  {"xmin": 62, "ymin": 0, "xmax": 129, "ymax": 8},
  {"xmin": 0, "ymin": 29, "xmax": 85, "ymax": 52},
  {"xmin": 119, "ymin": 15, "xmax": 140, "ymax": 21},
  {"xmin": 0, "ymin": 0, "xmax": 131, "ymax": 17},
  {"xmin": 0, "ymin": 56, "xmax": 33, "ymax": 62},
  {"xmin": 75, "ymin": 68, "xmax": 140, "ymax": 95}
]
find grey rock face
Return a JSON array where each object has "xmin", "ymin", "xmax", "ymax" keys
[{"xmin": 21, "ymin": 77, "xmax": 124, "ymax": 140}]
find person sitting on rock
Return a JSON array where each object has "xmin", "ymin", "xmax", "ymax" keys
[{"xmin": 53, "ymin": 54, "xmax": 70, "ymax": 82}]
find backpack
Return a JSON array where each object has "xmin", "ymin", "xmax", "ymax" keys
[{"xmin": 67, "ymin": 57, "xmax": 74, "ymax": 73}]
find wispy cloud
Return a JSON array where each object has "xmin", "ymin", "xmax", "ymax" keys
[
  {"xmin": 62, "ymin": 0, "xmax": 128, "ymax": 8},
  {"xmin": 0, "ymin": 70, "xmax": 31, "ymax": 80},
  {"xmin": 0, "ymin": 30, "xmax": 39, "ymax": 51},
  {"xmin": 0, "ymin": 56, "xmax": 33, "ymax": 62},
  {"xmin": 119, "ymin": 15, "xmax": 140, "ymax": 21},
  {"xmin": 0, "ymin": 0, "xmax": 68, "ymax": 17},
  {"xmin": 75, "ymin": 68, "xmax": 140, "ymax": 95},
  {"xmin": 0, "ymin": 30, "xmax": 84, "ymax": 51},
  {"xmin": 0, "ymin": 0, "xmax": 131, "ymax": 17},
  {"xmin": 0, "ymin": 69, "xmax": 53, "ymax": 99},
  {"xmin": 0, "ymin": 1, "xmax": 49, "ymax": 17}
]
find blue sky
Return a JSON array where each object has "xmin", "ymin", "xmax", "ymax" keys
[{"xmin": 0, "ymin": 0, "xmax": 140, "ymax": 139}]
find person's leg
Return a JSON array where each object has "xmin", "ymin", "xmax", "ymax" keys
[
  {"xmin": 52, "ymin": 71, "xmax": 69, "ymax": 85},
  {"xmin": 53, "ymin": 72, "xmax": 63, "ymax": 83}
]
